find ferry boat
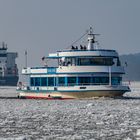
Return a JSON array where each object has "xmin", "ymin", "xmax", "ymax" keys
[
  {"xmin": 0, "ymin": 42, "xmax": 18, "ymax": 86},
  {"xmin": 17, "ymin": 28, "xmax": 130, "ymax": 99}
]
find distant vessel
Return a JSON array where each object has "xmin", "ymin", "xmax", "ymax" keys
[
  {"xmin": 0, "ymin": 42, "xmax": 18, "ymax": 86},
  {"xmin": 17, "ymin": 27, "xmax": 130, "ymax": 99}
]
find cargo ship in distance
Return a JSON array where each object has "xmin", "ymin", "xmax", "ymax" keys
[
  {"xmin": 17, "ymin": 27, "xmax": 130, "ymax": 99},
  {"xmin": 0, "ymin": 42, "xmax": 18, "ymax": 86}
]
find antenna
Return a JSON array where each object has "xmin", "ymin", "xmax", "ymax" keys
[
  {"xmin": 25, "ymin": 50, "xmax": 27, "ymax": 68},
  {"xmin": 87, "ymin": 27, "xmax": 100, "ymax": 50},
  {"xmin": 66, "ymin": 27, "xmax": 100, "ymax": 50},
  {"xmin": 89, "ymin": 27, "xmax": 93, "ymax": 34}
]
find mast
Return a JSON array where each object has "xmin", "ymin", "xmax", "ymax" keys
[
  {"xmin": 87, "ymin": 27, "xmax": 99, "ymax": 50},
  {"xmin": 25, "ymin": 50, "xmax": 27, "ymax": 68}
]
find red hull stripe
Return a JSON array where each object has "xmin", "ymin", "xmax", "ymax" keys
[{"xmin": 20, "ymin": 96, "xmax": 74, "ymax": 100}]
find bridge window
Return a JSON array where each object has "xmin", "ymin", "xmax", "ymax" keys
[
  {"xmin": 77, "ymin": 57, "xmax": 114, "ymax": 66},
  {"xmin": 59, "ymin": 57, "xmax": 76, "ymax": 66}
]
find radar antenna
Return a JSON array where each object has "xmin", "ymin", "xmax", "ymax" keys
[
  {"xmin": 66, "ymin": 27, "xmax": 100, "ymax": 50},
  {"xmin": 87, "ymin": 27, "xmax": 100, "ymax": 50}
]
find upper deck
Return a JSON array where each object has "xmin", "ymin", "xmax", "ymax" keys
[
  {"xmin": 22, "ymin": 65, "xmax": 125, "ymax": 75},
  {"xmin": 22, "ymin": 28, "xmax": 124, "ymax": 76},
  {"xmin": 48, "ymin": 49, "xmax": 118, "ymax": 58}
]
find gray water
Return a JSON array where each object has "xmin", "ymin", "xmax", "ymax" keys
[{"xmin": 0, "ymin": 86, "xmax": 140, "ymax": 140}]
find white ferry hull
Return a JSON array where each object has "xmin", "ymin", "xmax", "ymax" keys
[{"xmin": 18, "ymin": 87, "xmax": 130, "ymax": 99}]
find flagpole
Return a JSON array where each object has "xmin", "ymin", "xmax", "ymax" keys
[{"xmin": 25, "ymin": 50, "xmax": 27, "ymax": 68}]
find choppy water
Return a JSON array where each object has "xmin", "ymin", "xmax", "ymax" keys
[{"xmin": 0, "ymin": 86, "xmax": 140, "ymax": 140}]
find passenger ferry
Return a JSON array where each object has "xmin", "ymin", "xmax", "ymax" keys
[{"xmin": 17, "ymin": 27, "xmax": 130, "ymax": 99}]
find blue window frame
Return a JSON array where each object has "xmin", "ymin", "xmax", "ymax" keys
[
  {"xmin": 77, "ymin": 57, "xmax": 114, "ymax": 66},
  {"xmin": 30, "ymin": 77, "xmax": 34, "ymax": 86},
  {"xmin": 100, "ymin": 77, "xmax": 109, "ymax": 84},
  {"xmin": 30, "ymin": 76, "xmax": 122, "ymax": 87},
  {"xmin": 48, "ymin": 77, "xmax": 54, "ymax": 86},
  {"xmin": 41, "ymin": 77, "xmax": 47, "ymax": 86},
  {"xmin": 78, "ymin": 77, "xmax": 91, "ymax": 85},
  {"xmin": 58, "ymin": 77, "xmax": 65, "ymax": 86},
  {"xmin": 34, "ymin": 77, "xmax": 41, "ymax": 86},
  {"xmin": 94, "ymin": 77, "xmax": 100, "ymax": 85},
  {"xmin": 111, "ymin": 77, "xmax": 122, "ymax": 85},
  {"xmin": 92, "ymin": 77, "xmax": 109, "ymax": 85},
  {"xmin": 67, "ymin": 77, "xmax": 76, "ymax": 86}
]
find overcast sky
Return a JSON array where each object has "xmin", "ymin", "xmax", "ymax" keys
[{"xmin": 0, "ymin": 0, "xmax": 139, "ymax": 76}]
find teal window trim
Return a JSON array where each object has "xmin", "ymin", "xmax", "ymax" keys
[
  {"xmin": 34, "ymin": 77, "xmax": 41, "ymax": 86},
  {"xmin": 65, "ymin": 77, "xmax": 67, "ymax": 86},
  {"xmin": 76, "ymin": 77, "xmax": 78, "ymax": 85},
  {"xmin": 54, "ymin": 77, "xmax": 56, "ymax": 86},
  {"xmin": 33, "ymin": 78, "xmax": 35, "ymax": 86},
  {"xmin": 41, "ymin": 77, "xmax": 47, "ymax": 86},
  {"xmin": 40, "ymin": 77, "xmax": 42, "ymax": 86},
  {"xmin": 48, "ymin": 77, "xmax": 54, "ymax": 86},
  {"xmin": 56, "ymin": 77, "xmax": 58, "ymax": 86},
  {"xmin": 30, "ymin": 76, "xmax": 122, "ymax": 87},
  {"xmin": 30, "ymin": 77, "xmax": 35, "ymax": 86},
  {"xmin": 46, "ymin": 77, "xmax": 48, "ymax": 86}
]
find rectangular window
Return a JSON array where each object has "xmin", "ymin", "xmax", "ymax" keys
[
  {"xmin": 67, "ymin": 77, "xmax": 76, "ymax": 86},
  {"xmin": 48, "ymin": 77, "xmax": 54, "ymax": 86},
  {"xmin": 78, "ymin": 77, "xmax": 91, "ymax": 85},
  {"xmin": 94, "ymin": 77, "xmax": 100, "ymax": 85},
  {"xmin": 34, "ymin": 77, "xmax": 41, "ymax": 86},
  {"xmin": 92, "ymin": 77, "xmax": 109, "ymax": 85},
  {"xmin": 77, "ymin": 57, "xmax": 114, "ymax": 66},
  {"xmin": 100, "ymin": 77, "xmax": 109, "ymax": 85},
  {"xmin": 58, "ymin": 77, "xmax": 65, "ymax": 86},
  {"xmin": 112, "ymin": 77, "xmax": 122, "ymax": 85},
  {"xmin": 78, "ymin": 58, "xmax": 90, "ymax": 65},
  {"xmin": 41, "ymin": 77, "xmax": 47, "ymax": 86},
  {"xmin": 30, "ymin": 77, "xmax": 34, "ymax": 86}
]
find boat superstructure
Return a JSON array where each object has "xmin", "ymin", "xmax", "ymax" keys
[{"xmin": 18, "ymin": 28, "xmax": 130, "ymax": 99}]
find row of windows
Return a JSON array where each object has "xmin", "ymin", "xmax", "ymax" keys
[
  {"xmin": 59, "ymin": 57, "xmax": 121, "ymax": 66},
  {"xmin": 78, "ymin": 58, "xmax": 114, "ymax": 66},
  {"xmin": 30, "ymin": 77, "xmax": 122, "ymax": 87}
]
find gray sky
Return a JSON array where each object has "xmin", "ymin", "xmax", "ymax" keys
[{"xmin": 0, "ymin": 0, "xmax": 140, "ymax": 75}]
